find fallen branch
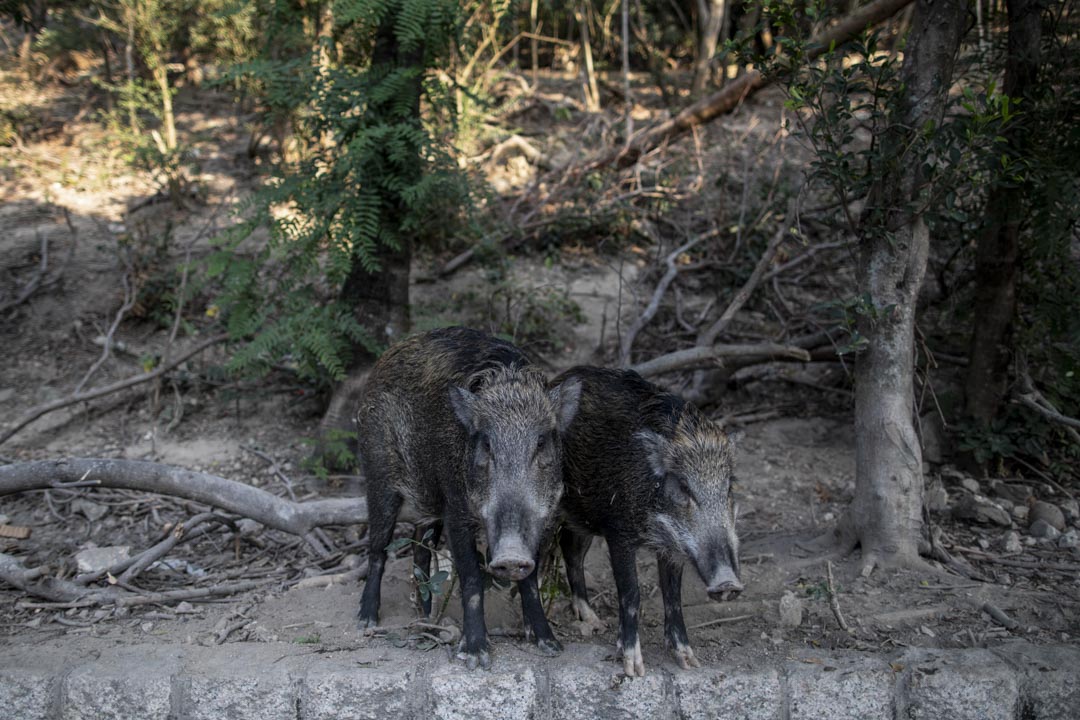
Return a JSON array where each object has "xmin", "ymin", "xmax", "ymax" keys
[
  {"xmin": 0, "ymin": 458, "xmax": 369, "ymax": 554},
  {"xmin": 0, "ymin": 333, "xmax": 228, "ymax": 446},
  {"xmin": 956, "ymin": 546, "xmax": 1080, "ymax": 573},
  {"xmin": 589, "ymin": 0, "xmax": 916, "ymax": 170},
  {"xmin": 72, "ymin": 511, "xmax": 231, "ymax": 586},
  {"xmin": 631, "ymin": 342, "xmax": 811, "ymax": 377}
]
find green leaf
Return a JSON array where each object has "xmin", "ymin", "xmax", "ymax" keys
[{"xmin": 386, "ymin": 537, "xmax": 412, "ymax": 553}]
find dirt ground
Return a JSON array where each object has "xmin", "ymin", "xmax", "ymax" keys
[{"xmin": 2, "ymin": 66, "xmax": 1079, "ymax": 671}]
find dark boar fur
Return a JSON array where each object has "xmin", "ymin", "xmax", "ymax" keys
[
  {"xmin": 553, "ymin": 366, "xmax": 742, "ymax": 677},
  {"xmin": 356, "ymin": 327, "xmax": 581, "ymax": 669}
]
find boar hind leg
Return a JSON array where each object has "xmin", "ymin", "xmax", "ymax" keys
[
  {"xmin": 560, "ymin": 529, "xmax": 605, "ymax": 635},
  {"xmin": 357, "ymin": 490, "xmax": 403, "ymax": 630},
  {"xmin": 609, "ymin": 540, "xmax": 645, "ymax": 677},
  {"xmin": 517, "ymin": 565, "xmax": 563, "ymax": 655},
  {"xmin": 658, "ymin": 556, "xmax": 699, "ymax": 669},
  {"xmin": 445, "ymin": 515, "xmax": 491, "ymax": 670},
  {"xmin": 413, "ymin": 521, "xmax": 444, "ymax": 618}
]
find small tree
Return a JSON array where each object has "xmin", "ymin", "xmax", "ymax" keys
[
  {"xmin": 768, "ymin": 0, "xmax": 972, "ymax": 572},
  {"xmin": 211, "ymin": 0, "xmax": 464, "ymax": 397}
]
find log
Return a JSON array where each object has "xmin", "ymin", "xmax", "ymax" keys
[{"xmin": 0, "ymin": 458, "xmax": 368, "ymax": 536}]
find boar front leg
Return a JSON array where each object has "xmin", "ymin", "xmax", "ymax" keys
[
  {"xmin": 658, "ymin": 555, "xmax": 700, "ymax": 669},
  {"xmin": 608, "ymin": 539, "xmax": 645, "ymax": 677},
  {"xmin": 445, "ymin": 512, "xmax": 490, "ymax": 670}
]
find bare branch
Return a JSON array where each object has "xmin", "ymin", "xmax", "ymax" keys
[
  {"xmin": 0, "ymin": 229, "xmax": 49, "ymax": 314},
  {"xmin": 618, "ymin": 231, "xmax": 714, "ymax": 366},
  {"xmin": 631, "ymin": 342, "xmax": 811, "ymax": 377},
  {"xmin": 74, "ymin": 260, "xmax": 136, "ymax": 394},
  {"xmin": 698, "ymin": 212, "xmax": 792, "ymax": 348},
  {"xmin": 0, "ymin": 333, "xmax": 228, "ymax": 446},
  {"xmin": 589, "ymin": 0, "xmax": 917, "ymax": 170},
  {"xmin": 1015, "ymin": 394, "xmax": 1080, "ymax": 444}
]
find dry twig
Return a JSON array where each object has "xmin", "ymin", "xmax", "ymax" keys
[{"xmin": 825, "ymin": 560, "xmax": 852, "ymax": 633}]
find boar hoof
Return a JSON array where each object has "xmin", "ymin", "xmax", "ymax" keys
[
  {"xmin": 458, "ymin": 650, "xmax": 491, "ymax": 670},
  {"xmin": 535, "ymin": 637, "xmax": 563, "ymax": 656},
  {"xmin": 571, "ymin": 598, "xmax": 607, "ymax": 636},
  {"xmin": 456, "ymin": 641, "xmax": 492, "ymax": 670},
  {"xmin": 357, "ymin": 615, "xmax": 378, "ymax": 634},
  {"xmin": 671, "ymin": 643, "xmax": 701, "ymax": 670},
  {"xmin": 620, "ymin": 639, "xmax": 646, "ymax": 677}
]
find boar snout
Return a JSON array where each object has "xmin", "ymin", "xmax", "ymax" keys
[
  {"xmin": 489, "ymin": 538, "xmax": 536, "ymax": 581},
  {"xmin": 706, "ymin": 567, "xmax": 743, "ymax": 602}
]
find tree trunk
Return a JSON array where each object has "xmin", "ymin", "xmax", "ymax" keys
[
  {"xmin": 153, "ymin": 64, "xmax": 177, "ymax": 152},
  {"xmin": 693, "ymin": 0, "xmax": 727, "ymax": 95},
  {"xmin": 838, "ymin": 0, "xmax": 967, "ymax": 574},
  {"xmin": 315, "ymin": 12, "xmax": 424, "ymax": 464},
  {"xmin": 964, "ymin": 0, "xmax": 1042, "ymax": 426},
  {"xmin": 530, "ymin": 0, "xmax": 539, "ymax": 87}
]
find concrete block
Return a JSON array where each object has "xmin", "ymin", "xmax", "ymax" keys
[
  {"xmin": 995, "ymin": 642, "xmax": 1080, "ymax": 720},
  {"xmin": 0, "ymin": 664, "xmax": 55, "ymax": 720},
  {"xmin": 787, "ymin": 654, "xmax": 896, "ymax": 720},
  {"xmin": 673, "ymin": 665, "xmax": 782, "ymax": 720},
  {"xmin": 551, "ymin": 646, "xmax": 674, "ymax": 720},
  {"xmin": 63, "ymin": 646, "xmax": 179, "ymax": 720},
  {"xmin": 901, "ymin": 649, "xmax": 1017, "ymax": 720},
  {"xmin": 183, "ymin": 645, "xmax": 298, "ymax": 720},
  {"xmin": 302, "ymin": 650, "xmax": 416, "ymax": 720},
  {"xmin": 430, "ymin": 656, "xmax": 540, "ymax": 720}
]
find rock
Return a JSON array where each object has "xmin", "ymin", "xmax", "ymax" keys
[
  {"xmin": 1001, "ymin": 530, "xmax": 1023, "ymax": 554},
  {"xmin": 1059, "ymin": 529, "xmax": 1079, "ymax": 549},
  {"xmin": 237, "ymin": 519, "xmax": 263, "ymax": 536},
  {"xmin": 71, "ymin": 499, "xmax": 108, "ymax": 522},
  {"xmin": 1030, "ymin": 501, "xmax": 1066, "ymax": 532},
  {"xmin": 941, "ymin": 466, "xmax": 966, "ymax": 482},
  {"xmin": 779, "ymin": 591, "xmax": 804, "ymax": 627},
  {"xmin": 1029, "ymin": 519, "xmax": 1061, "ymax": 541},
  {"xmin": 961, "ymin": 478, "xmax": 982, "ymax": 494},
  {"xmin": 1060, "ymin": 499, "xmax": 1079, "ymax": 522},
  {"xmin": 0, "ymin": 388, "xmax": 14, "ymax": 403},
  {"xmin": 953, "ymin": 494, "xmax": 1012, "ymax": 526},
  {"xmin": 1012, "ymin": 505, "xmax": 1029, "ymax": 523},
  {"xmin": 925, "ymin": 483, "xmax": 950, "ymax": 514},
  {"xmin": 74, "ymin": 546, "xmax": 131, "ymax": 574},
  {"xmin": 995, "ymin": 497, "xmax": 1015, "ymax": 512},
  {"xmin": 919, "ymin": 412, "xmax": 947, "ymax": 464},
  {"xmin": 991, "ymin": 481, "xmax": 1033, "ymax": 505}
]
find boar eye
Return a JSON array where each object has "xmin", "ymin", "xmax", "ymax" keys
[{"xmin": 536, "ymin": 435, "xmax": 548, "ymax": 453}]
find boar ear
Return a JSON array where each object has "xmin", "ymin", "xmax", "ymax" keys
[
  {"xmin": 550, "ymin": 377, "xmax": 582, "ymax": 433},
  {"xmin": 636, "ymin": 429, "xmax": 671, "ymax": 478},
  {"xmin": 449, "ymin": 386, "xmax": 478, "ymax": 431},
  {"xmin": 726, "ymin": 429, "xmax": 745, "ymax": 447}
]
